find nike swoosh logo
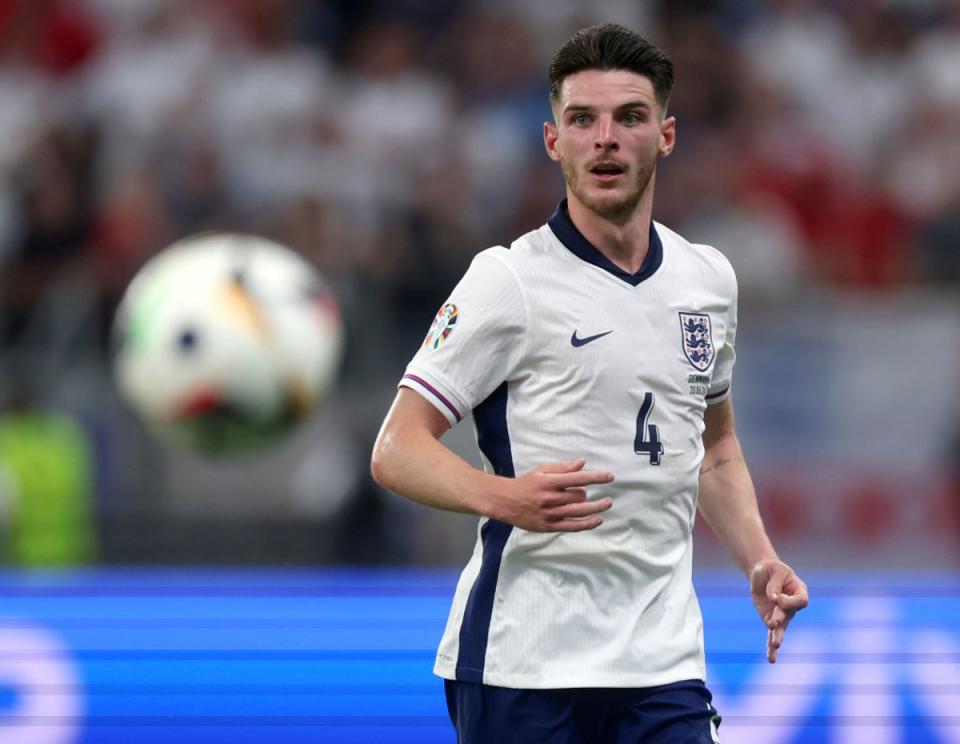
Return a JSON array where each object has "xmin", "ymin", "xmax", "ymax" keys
[{"xmin": 571, "ymin": 329, "xmax": 613, "ymax": 347}]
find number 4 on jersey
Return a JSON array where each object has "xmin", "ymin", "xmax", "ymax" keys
[{"xmin": 634, "ymin": 392, "xmax": 664, "ymax": 465}]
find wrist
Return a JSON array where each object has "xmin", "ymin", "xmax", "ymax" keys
[
  {"xmin": 462, "ymin": 469, "xmax": 507, "ymax": 521},
  {"xmin": 748, "ymin": 553, "xmax": 782, "ymax": 578}
]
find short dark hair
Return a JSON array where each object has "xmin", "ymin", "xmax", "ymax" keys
[{"xmin": 548, "ymin": 24, "xmax": 674, "ymax": 112}]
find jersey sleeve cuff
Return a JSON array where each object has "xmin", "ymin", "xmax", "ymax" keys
[
  {"xmin": 705, "ymin": 383, "xmax": 731, "ymax": 405},
  {"xmin": 398, "ymin": 370, "xmax": 467, "ymax": 426}
]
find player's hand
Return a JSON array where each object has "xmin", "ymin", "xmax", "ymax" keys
[
  {"xmin": 492, "ymin": 459, "xmax": 614, "ymax": 533},
  {"xmin": 750, "ymin": 559, "xmax": 809, "ymax": 663}
]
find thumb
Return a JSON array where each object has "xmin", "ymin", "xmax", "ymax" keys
[
  {"xmin": 751, "ymin": 560, "xmax": 779, "ymax": 598},
  {"xmin": 766, "ymin": 566, "xmax": 789, "ymax": 603}
]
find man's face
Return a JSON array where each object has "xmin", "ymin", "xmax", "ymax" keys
[{"xmin": 544, "ymin": 69, "xmax": 675, "ymax": 222}]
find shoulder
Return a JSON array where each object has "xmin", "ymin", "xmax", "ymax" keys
[
  {"xmin": 468, "ymin": 224, "xmax": 557, "ymax": 284},
  {"xmin": 485, "ymin": 224, "xmax": 558, "ymax": 265},
  {"xmin": 468, "ymin": 245, "xmax": 521, "ymax": 288},
  {"xmin": 656, "ymin": 221, "xmax": 737, "ymax": 297},
  {"xmin": 457, "ymin": 245, "xmax": 531, "ymax": 314}
]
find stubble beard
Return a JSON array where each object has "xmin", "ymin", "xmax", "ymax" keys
[{"xmin": 560, "ymin": 155, "xmax": 656, "ymax": 224}]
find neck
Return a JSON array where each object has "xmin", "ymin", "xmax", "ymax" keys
[{"xmin": 565, "ymin": 179, "xmax": 656, "ymax": 274}]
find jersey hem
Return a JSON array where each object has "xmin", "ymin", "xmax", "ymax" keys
[
  {"xmin": 433, "ymin": 661, "xmax": 707, "ymax": 690},
  {"xmin": 399, "ymin": 367, "xmax": 472, "ymax": 426},
  {"xmin": 399, "ymin": 374, "xmax": 462, "ymax": 423},
  {"xmin": 705, "ymin": 384, "xmax": 731, "ymax": 405}
]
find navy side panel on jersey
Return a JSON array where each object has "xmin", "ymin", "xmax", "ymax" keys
[{"xmin": 455, "ymin": 382, "xmax": 514, "ymax": 683}]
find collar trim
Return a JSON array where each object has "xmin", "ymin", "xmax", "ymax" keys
[{"xmin": 547, "ymin": 199, "xmax": 663, "ymax": 286}]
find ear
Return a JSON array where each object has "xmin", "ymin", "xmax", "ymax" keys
[
  {"xmin": 658, "ymin": 115, "xmax": 676, "ymax": 158},
  {"xmin": 544, "ymin": 121, "xmax": 561, "ymax": 162}
]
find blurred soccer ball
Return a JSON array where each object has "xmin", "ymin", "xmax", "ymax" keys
[{"xmin": 112, "ymin": 233, "xmax": 343, "ymax": 455}]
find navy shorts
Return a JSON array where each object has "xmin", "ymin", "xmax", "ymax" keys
[{"xmin": 444, "ymin": 678, "xmax": 721, "ymax": 744}]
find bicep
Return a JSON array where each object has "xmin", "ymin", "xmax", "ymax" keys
[
  {"xmin": 371, "ymin": 388, "xmax": 451, "ymax": 486},
  {"xmin": 702, "ymin": 396, "xmax": 736, "ymax": 452},
  {"xmin": 379, "ymin": 388, "xmax": 452, "ymax": 442}
]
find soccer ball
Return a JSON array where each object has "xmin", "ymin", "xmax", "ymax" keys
[{"xmin": 112, "ymin": 233, "xmax": 343, "ymax": 455}]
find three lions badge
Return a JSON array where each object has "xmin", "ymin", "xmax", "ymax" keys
[{"xmin": 679, "ymin": 312, "xmax": 714, "ymax": 372}]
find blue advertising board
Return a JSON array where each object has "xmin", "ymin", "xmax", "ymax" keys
[{"xmin": 1, "ymin": 569, "xmax": 958, "ymax": 743}]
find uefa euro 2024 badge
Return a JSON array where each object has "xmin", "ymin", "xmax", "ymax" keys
[
  {"xmin": 423, "ymin": 303, "xmax": 459, "ymax": 350},
  {"xmin": 679, "ymin": 312, "xmax": 714, "ymax": 372}
]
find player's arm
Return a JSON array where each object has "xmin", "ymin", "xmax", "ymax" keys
[
  {"xmin": 370, "ymin": 388, "xmax": 614, "ymax": 532},
  {"xmin": 697, "ymin": 396, "xmax": 809, "ymax": 662}
]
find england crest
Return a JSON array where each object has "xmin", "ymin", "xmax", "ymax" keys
[{"xmin": 679, "ymin": 312, "xmax": 715, "ymax": 371}]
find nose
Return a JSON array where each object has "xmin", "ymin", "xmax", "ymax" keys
[{"xmin": 595, "ymin": 115, "xmax": 619, "ymax": 151}]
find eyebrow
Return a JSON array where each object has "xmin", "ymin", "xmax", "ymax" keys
[{"xmin": 563, "ymin": 100, "xmax": 653, "ymax": 115}]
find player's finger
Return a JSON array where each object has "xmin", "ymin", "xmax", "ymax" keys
[
  {"xmin": 766, "ymin": 569, "xmax": 787, "ymax": 603},
  {"xmin": 537, "ymin": 459, "xmax": 586, "ymax": 474},
  {"xmin": 765, "ymin": 604, "xmax": 786, "ymax": 629},
  {"xmin": 547, "ymin": 498, "xmax": 613, "ymax": 521},
  {"xmin": 778, "ymin": 591, "xmax": 809, "ymax": 611},
  {"xmin": 767, "ymin": 628, "xmax": 779, "ymax": 663},
  {"xmin": 767, "ymin": 625, "xmax": 786, "ymax": 663},
  {"xmin": 549, "ymin": 470, "xmax": 615, "ymax": 489},
  {"xmin": 550, "ymin": 515, "xmax": 604, "ymax": 532},
  {"xmin": 772, "ymin": 623, "xmax": 785, "ymax": 647},
  {"xmin": 539, "ymin": 488, "xmax": 588, "ymax": 507}
]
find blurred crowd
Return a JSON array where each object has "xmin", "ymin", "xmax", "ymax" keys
[{"xmin": 1, "ymin": 0, "xmax": 959, "ymax": 566}]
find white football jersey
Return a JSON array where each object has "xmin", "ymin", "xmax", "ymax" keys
[{"xmin": 399, "ymin": 201, "xmax": 738, "ymax": 689}]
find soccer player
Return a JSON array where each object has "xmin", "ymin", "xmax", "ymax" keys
[{"xmin": 371, "ymin": 23, "xmax": 808, "ymax": 743}]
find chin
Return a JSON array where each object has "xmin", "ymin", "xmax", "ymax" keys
[{"xmin": 582, "ymin": 192, "xmax": 641, "ymax": 222}]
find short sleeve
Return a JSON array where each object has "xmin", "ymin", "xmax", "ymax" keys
[
  {"xmin": 706, "ymin": 263, "xmax": 738, "ymax": 405},
  {"xmin": 399, "ymin": 250, "xmax": 526, "ymax": 425}
]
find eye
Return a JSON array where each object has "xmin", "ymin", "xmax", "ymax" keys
[
  {"xmin": 571, "ymin": 113, "xmax": 591, "ymax": 126},
  {"xmin": 622, "ymin": 111, "xmax": 644, "ymax": 125}
]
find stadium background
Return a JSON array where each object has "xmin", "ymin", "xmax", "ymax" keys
[{"xmin": 0, "ymin": 0, "xmax": 958, "ymax": 741}]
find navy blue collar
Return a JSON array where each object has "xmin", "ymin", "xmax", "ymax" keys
[{"xmin": 547, "ymin": 199, "xmax": 663, "ymax": 286}]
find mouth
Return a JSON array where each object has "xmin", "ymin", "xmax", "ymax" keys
[{"xmin": 589, "ymin": 162, "xmax": 626, "ymax": 183}]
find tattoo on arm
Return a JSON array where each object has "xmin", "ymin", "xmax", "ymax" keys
[{"xmin": 699, "ymin": 456, "xmax": 744, "ymax": 476}]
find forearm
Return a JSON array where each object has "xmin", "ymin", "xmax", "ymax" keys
[
  {"xmin": 372, "ymin": 389, "xmax": 613, "ymax": 532},
  {"xmin": 697, "ymin": 431, "xmax": 778, "ymax": 576},
  {"xmin": 371, "ymin": 420, "xmax": 499, "ymax": 518}
]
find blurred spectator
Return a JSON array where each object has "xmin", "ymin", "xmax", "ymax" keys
[
  {"xmin": 0, "ymin": 389, "xmax": 97, "ymax": 566},
  {"xmin": 744, "ymin": 0, "xmax": 913, "ymax": 171},
  {"xmin": 80, "ymin": 0, "xmax": 220, "ymax": 177},
  {"xmin": 917, "ymin": 200, "xmax": 960, "ymax": 284},
  {"xmin": 1, "ymin": 123, "xmax": 97, "ymax": 344},
  {"xmin": 89, "ymin": 163, "xmax": 172, "ymax": 306},
  {"xmin": 335, "ymin": 18, "xmax": 452, "ymax": 213},
  {"xmin": 0, "ymin": 0, "xmax": 102, "ymax": 76}
]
